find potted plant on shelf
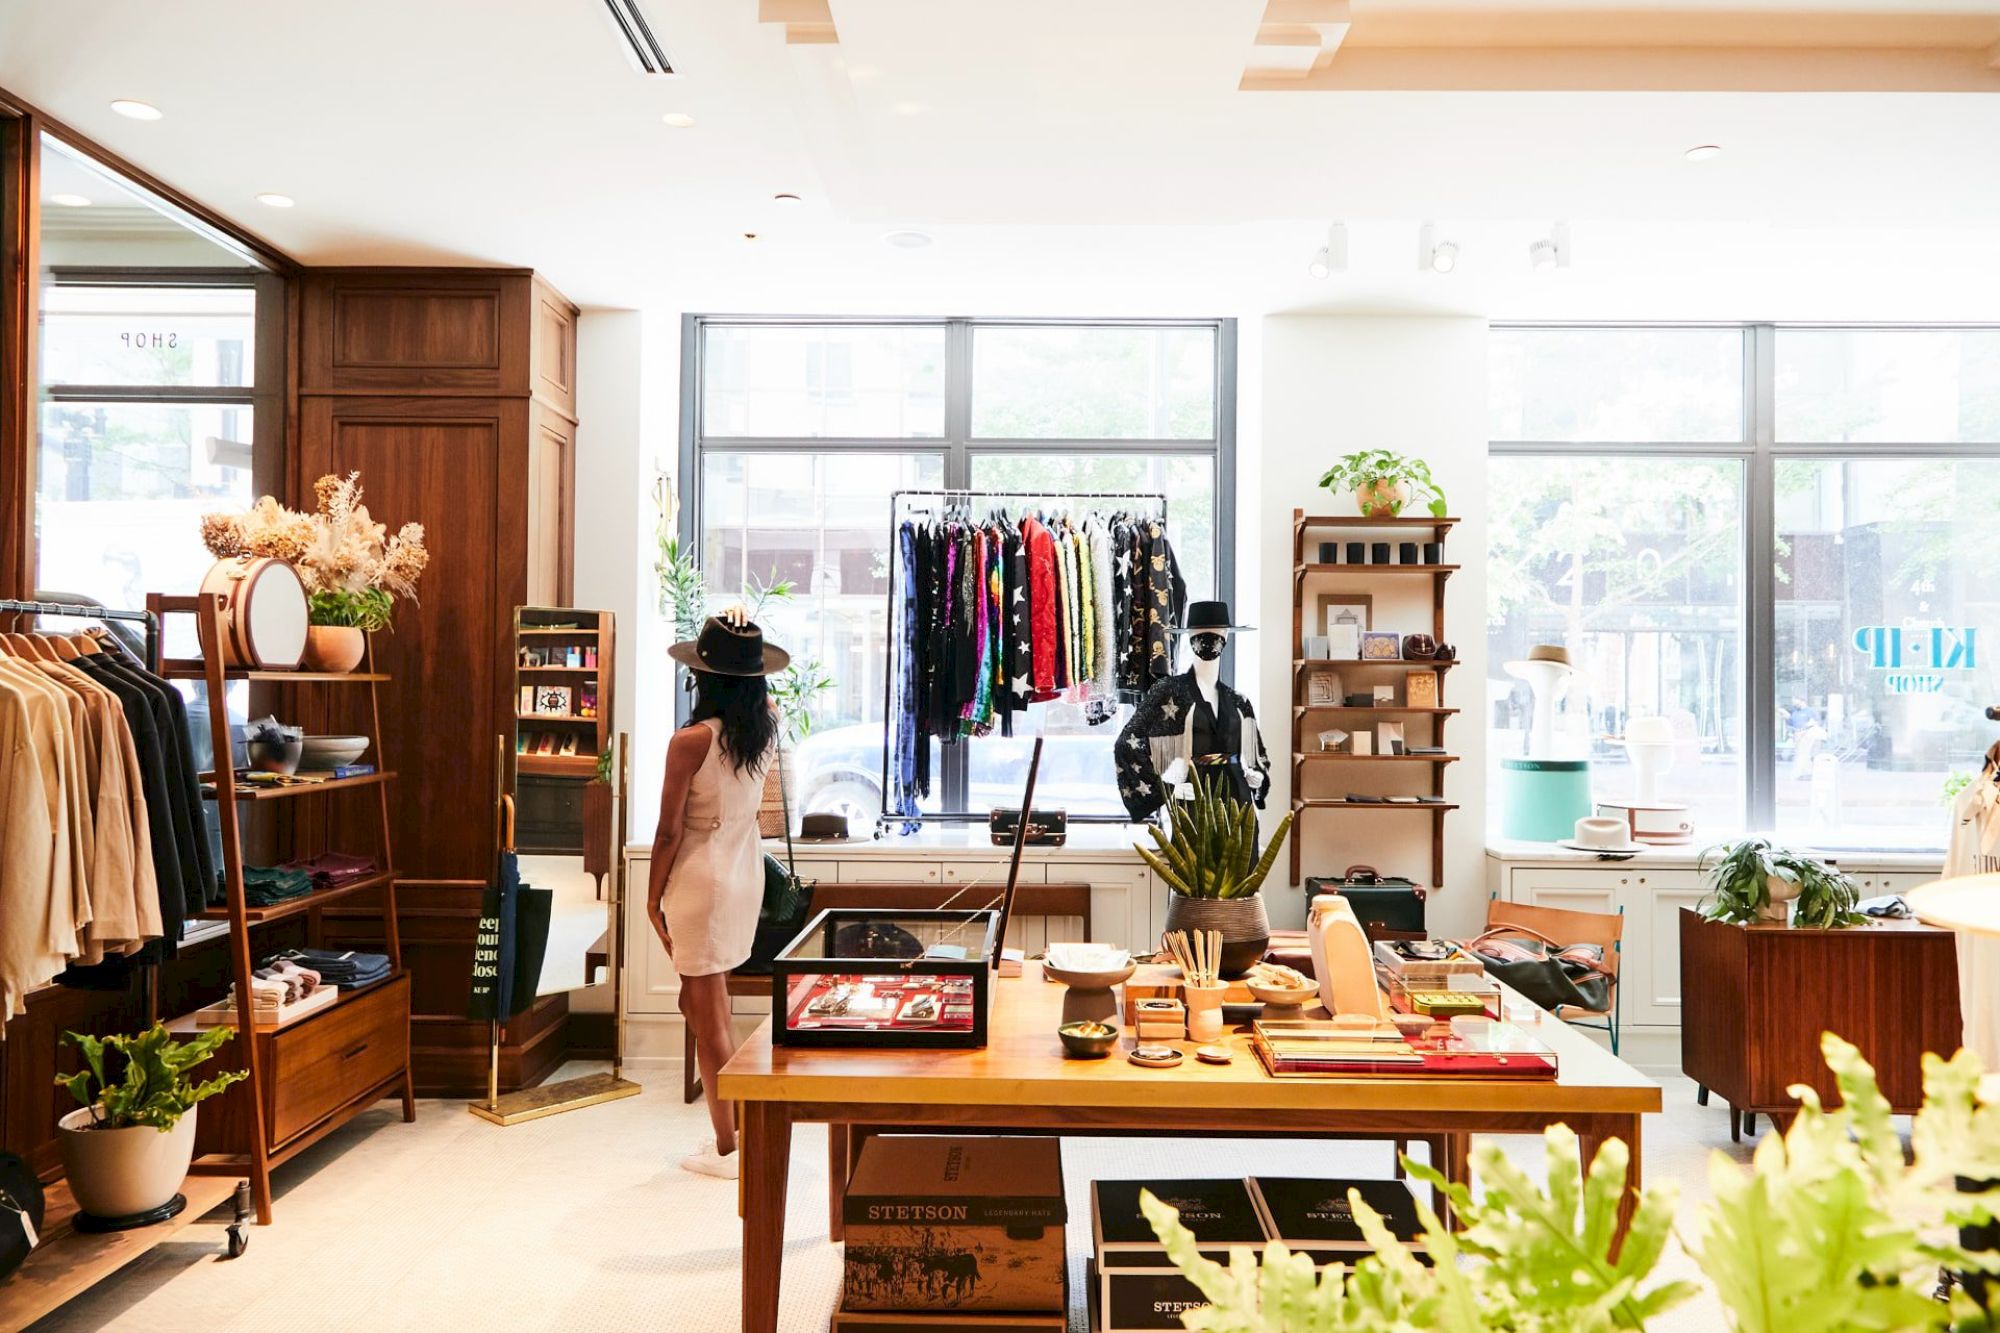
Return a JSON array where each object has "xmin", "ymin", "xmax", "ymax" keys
[
  {"xmin": 1135, "ymin": 770, "xmax": 1294, "ymax": 977},
  {"xmin": 1317, "ymin": 449, "xmax": 1449, "ymax": 519},
  {"xmin": 1700, "ymin": 836, "xmax": 1864, "ymax": 927},
  {"xmin": 202, "ymin": 471, "xmax": 429, "ymax": 673},
  {"xmin": 54, "ymin": 1023, "xmax": 247, "ymax": 1220}
]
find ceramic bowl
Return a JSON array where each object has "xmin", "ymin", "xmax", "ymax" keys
[
  {"xmin": 1057, "ymin": 1021, "xmax": 1120, "ymax": 1059},
  {"xmin": 1043, "ymin": 959, "xmax": 1138, "ymax": 992},
  {"xmin": 1245, "ymin": 979, "xmax": 1320, "ymax": 1009},
  {"xmin": 299, "ymin": 734, "xmax": 370, "ymax": 769}
]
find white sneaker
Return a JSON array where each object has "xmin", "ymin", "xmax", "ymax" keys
[{"xmin": 681, "ymin": 1139, "xmax": 739, "ymax": 1179}]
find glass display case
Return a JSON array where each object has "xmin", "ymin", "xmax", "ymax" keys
[{"xmin": 771, "ymin": 908, "xmax": 1000, "ymax": 1048}]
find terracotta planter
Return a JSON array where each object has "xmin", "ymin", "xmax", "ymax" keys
[
  {"xmin": 57, "ymin": 1106, "xmax": 197, "ymax": 1219},
  {"xmin": 302, "ymin": 625, "xmax": 366, "ymax": 673},
  {"xmin": 1354, "ymin": 479, "xmax": 1409, "ymax": 518},
  {"xmin": 1162, "ymin": 893, "xmax": 1270, "ymax": 979}
]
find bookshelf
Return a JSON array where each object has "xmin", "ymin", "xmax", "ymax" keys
[
  {"xmin": 511, "ymin": 607, "xmax": 615, "ymax": 848},
  {"xmin": 1288, "ymin": 509, "xmax": 1456, "ymax": 890}
]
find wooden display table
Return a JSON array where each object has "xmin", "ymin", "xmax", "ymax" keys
[
  {"xmin": 1678, "ymin": 908, "xmax": 1961, "ymax": 1138},
  {"xmin": 718, "ymin": 961, "xmax": 1660, "ymax": 1333}
]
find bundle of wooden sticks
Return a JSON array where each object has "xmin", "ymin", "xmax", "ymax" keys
[{"xmin": 1163, "ymin": 929, "xmax": 1222, "ymax": 989}]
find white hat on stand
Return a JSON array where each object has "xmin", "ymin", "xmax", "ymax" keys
[{"xmin": 1560, "ymin": 815, "xmax": 1646, "ymax": 857}]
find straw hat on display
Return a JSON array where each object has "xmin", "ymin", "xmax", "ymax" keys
[{"xmin": 1504, "ymin": 642, "xmax": 1576, "ymax": 680}]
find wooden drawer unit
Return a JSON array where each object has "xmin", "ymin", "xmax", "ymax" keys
[{"xmin": 269, "ymin": 975, "xmax": 410, "ymax": 1145}]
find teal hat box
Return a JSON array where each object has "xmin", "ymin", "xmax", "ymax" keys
[{"xmin": 1499, "ymin": 758, "xmax": 1593, "ymax": 842}]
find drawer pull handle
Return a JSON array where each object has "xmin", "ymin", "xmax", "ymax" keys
[{"xmin": 342, "ymin": 1043, "xmax": 369, "ymax": 1060}]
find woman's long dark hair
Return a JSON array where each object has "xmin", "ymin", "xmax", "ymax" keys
[{"xmin": 688, "ymin": 670, "xmax": 777, "ymax": 774}]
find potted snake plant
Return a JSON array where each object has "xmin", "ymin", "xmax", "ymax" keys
[{"xmin": 1135, "ymin": 770, "xmax": 1294, "ymax": 978}]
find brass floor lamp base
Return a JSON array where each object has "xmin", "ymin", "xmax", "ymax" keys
[{"xmin": 468, "ymin": 1070, "xmax": 643, "ymax": 1126}]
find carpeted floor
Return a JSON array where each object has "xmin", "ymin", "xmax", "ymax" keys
[{"xmin": 29, "ymin": 1062, "xmax": 1759, "ymax": 1332}]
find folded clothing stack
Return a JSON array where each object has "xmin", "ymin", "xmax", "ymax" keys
[
  {"xmin": 282, "ymin": 852, "xmax": 379, "ymax": 890},
  {"xmin": 233, "ymin": 957, "xmax": 324, "ymax": 1015},
  {"xmin": 241, "ymin": 865, "xmax": 315, "ymax": 907},
  {"xmin": 267, "ymin": 946, "xmax": 390, "ymax": 990}
]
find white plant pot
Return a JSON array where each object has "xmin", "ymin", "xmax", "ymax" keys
[{"xmin": 56, "ymin": 1105, "xmax": 197, "ymax": 1218}]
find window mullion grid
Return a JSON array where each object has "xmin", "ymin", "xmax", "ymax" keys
[{"xmin": 1746, "ymin": 324, "xmax": 1778, "ymax": 834}]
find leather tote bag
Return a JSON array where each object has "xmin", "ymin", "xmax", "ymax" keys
[
  {"xmin": 742, "ymin": 742, "xmax": 816, "ymax": 974},
  {"xmin": 1463, "ymin": 924, "xmax": 1613, "ymax": 1014}
]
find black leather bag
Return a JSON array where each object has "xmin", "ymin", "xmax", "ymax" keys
[
  {"xmin": 0, "ymin": 1151, "xmax": 44, "ymax": 1280},
  {"xmin": 1464, "ymin": 925, "xmax": 1613, "ymax": 1014},
  {"xmin": 1305, "ymin": 865, "xmax": 1426, "ymax": 935},
  {"xmin": 742, "ymin": 744, "xmax": 816, "ymax": 975},
  {"xmin": 988, "ymin": 807, "xmax": 1068, "ymax": 847}
]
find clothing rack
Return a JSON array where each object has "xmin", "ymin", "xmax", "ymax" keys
[
  {"xmin": 877, "ymin": 488, "xmax": 1169, "ymax": 831},
  {"xmin": 0, "ymin": 597, "xmax": 158, "ymax": 666}
]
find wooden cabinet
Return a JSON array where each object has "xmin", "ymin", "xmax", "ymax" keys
[
  {"xmin": 297, "ymin": 268, "xmax": 578, "ymax": 1095},
  {"xmin": 1678, "ymin": 909, "xmax": 1960, "ymax": 1128}
]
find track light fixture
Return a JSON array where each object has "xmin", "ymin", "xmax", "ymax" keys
[
  {"xmin": 1418, "ymin": 223, "xmax": 1457, "ymax": 274},
  {"xmin": 1307, "ymin": 222, "xmax": 1348, "ymax": 279},
  {"xmin": 1529, "ymin": 222, "xmax": 1571, "ymax": 271}
]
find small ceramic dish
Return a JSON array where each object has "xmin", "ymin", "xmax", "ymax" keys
[
  {"xmin": 1245, "ymin": 979, "xmax": 1320, "ymax": 1009},
  {"xmin": 1057, "ymin": 1020, "xmax": 1120, "ymax": 1059},
  {"xmin": 1127, "ymin": 1045, "xmax": 1183, "ymax": 1068}
]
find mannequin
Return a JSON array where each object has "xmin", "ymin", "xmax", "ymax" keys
[{"xmin": 1115, "ymin": 601, "xmax": 1270, "ymax": 821}]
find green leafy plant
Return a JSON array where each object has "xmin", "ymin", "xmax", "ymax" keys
[
  {"xmin": 57, "ymin": 1023, "xmax": 247, "ymax": 1132},
  {"xmin": 1945, "ymin": 770, "xmax": 1975, "ymax": 806},
  {"xmin": 593, "ymin": 748, "xmax": 614, "ymax": 785},
  {"xmin": 1140, "ymin": 1035, "xmax": 2000, "ymax": 1332},
  {"xmin": 770, "ymin": 659, "xmax": 834, "ymax": 742},
  {"xmin": 1140, "ymin": 1126, "xmax": 1692, "ymax": 1332},
  {"xmin": 308, "ymin": 586, "xmax": 394, "ymax": 632},
  {"xmin": 1317, "ymin": 450, "xmax": 1448, "ymax": 519},
  {"xmin": 1135, "ymin": 769, "xmax": 1293, "ymax": 900},
  {"xmin": 1700, "ymin": 836, "xmax": 1864, "ymax": 928}
]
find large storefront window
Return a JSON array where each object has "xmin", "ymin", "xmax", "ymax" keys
[
  {"xmin": 1491, "ymin": 324, "xmax": 2000, "ymax": 849},
  {"xmin": 686, "ymin": 318, "xmax": 1233, "ymax": 827}
]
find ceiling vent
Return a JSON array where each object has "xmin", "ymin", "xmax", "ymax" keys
[{"xmin": 600, "ymin": 0, "xmax": 673, "ymax": 75}]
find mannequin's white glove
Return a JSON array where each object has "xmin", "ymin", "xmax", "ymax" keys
[
  {"xmin": 1244, "ymin": 767, "xmax": 1265, "ymax": 794},
  {"xmin": 1160, "ymin": 757, "xmax": 1191, "ymax": 799}
]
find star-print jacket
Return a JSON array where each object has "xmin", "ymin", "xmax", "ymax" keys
[{"xmin": 1113, "ymin": 669, "xmax": 1269, "ymax": 821}]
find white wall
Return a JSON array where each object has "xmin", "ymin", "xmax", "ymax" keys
[{"xmin": 1255, "ymin": 314, "xmax": 1490, "ymax": 940}]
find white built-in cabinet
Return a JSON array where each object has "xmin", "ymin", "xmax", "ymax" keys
[{"xmin": 1485, "ymin": 846, "xmax": 1944, "ymax": 1046}]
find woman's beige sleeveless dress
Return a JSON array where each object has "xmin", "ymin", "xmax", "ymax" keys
[{"xmin": 662, "ymin": 719, "xmax": 770, "ymax": 977}]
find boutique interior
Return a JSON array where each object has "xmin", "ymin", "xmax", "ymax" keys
[{"xmin": 5, "ymin": 5, "xmax": 2000, "ymax": 1332}]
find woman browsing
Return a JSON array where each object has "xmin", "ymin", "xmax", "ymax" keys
[{"xmin": 647, "ymin": 610, "xmax": 788, "ymax": 1179}]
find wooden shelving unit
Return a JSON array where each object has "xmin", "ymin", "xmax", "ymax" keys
[
  {"xmin": 511, "ymin": 607, "xmax": 615, "ymax": 844},
  {"xmin": 150, "ymin": 592, "xmax": 415, "ymax": 1226},
  {"xmin": 1288, "ymin": 509, "xmax": 1457, "ymax": 889}
]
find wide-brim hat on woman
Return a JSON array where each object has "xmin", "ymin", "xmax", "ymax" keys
[
  {"xmin": 1171, "ymin": 600, "xmax": 1254, "ymax": 634},
  {"xmin": 668, "ymin": 615, "xmax": 790, "ymax": 676}
]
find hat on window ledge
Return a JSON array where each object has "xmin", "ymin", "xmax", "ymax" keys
[
  {"xmin": 668, "ymin": 612, "xmax": 790, "ymax": 677},
  {"xmin": 1171, "ymin": 601, "xmax": 1254, "ymax": 634}
]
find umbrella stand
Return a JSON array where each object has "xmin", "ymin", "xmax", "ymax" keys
[{"xmin": 471, "ymin": 732, "xmax": 643, "ymax": 1126}]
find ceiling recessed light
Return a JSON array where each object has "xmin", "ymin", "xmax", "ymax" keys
[
  {"xmin": 892, "ymin": 100, "xmax": 923, "ymax": 116},
  {"xmin": 50, "ymin": 193, "xmax": 91, "ymax": 208},
  {"xmin": 1684, "ymin": 144, "xmax": 1722, "ymax": 162},
  {"xmin": 662, "ymin": 112, "xmax": 696, "ymax": 129},
  {"xmin": 256, "ymin": 193, "xmax": 295, "ymax": 209},
  {"xmin": 773, "ymin": 192, "xmax": 802, "ymax": 207},
  {"xmin": 883, "ymin": 229, "xmax": 932, "ymax": 250},
  {"xmin": 109, "ymin": 99, "xmax": 162, "ymax": 121}
]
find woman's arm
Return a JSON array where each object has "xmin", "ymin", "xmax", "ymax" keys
[{"xmin": 646, "ymin": 723, "xmax": 714, "ymax": 957}]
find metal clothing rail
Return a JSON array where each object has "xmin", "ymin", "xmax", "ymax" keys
[
  {"xmin": 0, "ymin": 597, "xmax": 159, "ymax": 666},
  {"xmin": 877, "ymin": 488, "xmax": 1169, "ymax": 831}
]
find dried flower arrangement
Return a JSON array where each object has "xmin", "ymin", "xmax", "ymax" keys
[{"xmin": 202, "ymin": 472, "xmax": 429, "ymax": 631}]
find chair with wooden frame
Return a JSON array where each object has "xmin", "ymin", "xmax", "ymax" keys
[{"xmin": 1481, "ymin": 896, "xmax": 1625, "ymax": 1055}]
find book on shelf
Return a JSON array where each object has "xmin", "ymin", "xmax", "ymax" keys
[{"xmin": 330, "ymin": 763, "xmax": 376, "ymax": 780}]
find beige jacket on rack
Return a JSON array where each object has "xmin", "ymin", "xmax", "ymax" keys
[{"xmin": 1944, "ymin": 775, "xmax": 2000, "ymax": 1068}]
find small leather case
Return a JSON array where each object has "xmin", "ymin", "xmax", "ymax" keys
[{"xmin": 988, "ymin": 807, "xmax": 1068, "ymax": 846}]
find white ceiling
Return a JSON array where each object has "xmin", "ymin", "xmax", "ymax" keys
[{"xmin": 4, "ymin": 0, "xmax": 2000, "ymax": 320}]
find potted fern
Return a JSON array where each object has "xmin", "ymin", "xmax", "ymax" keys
[
  {"xmin": 1135, "ymin": 770, "xmax": 1294, "ymax": 978},
  {"xmin": 1700, "ymin": 837, "xmax": 1864, "ymax": 927},
  {"xmin": 1317, "ymin": 449, "xmax": 1449, "ymax": 519},
  {"xmin": 55, "ymin": 1023, "xmax": 246, "ymax": 1220}
]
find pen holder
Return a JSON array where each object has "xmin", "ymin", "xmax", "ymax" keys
[{"xmin": 1182, "ymin": 982, "xmax": 1227, "ymax": 1042}]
